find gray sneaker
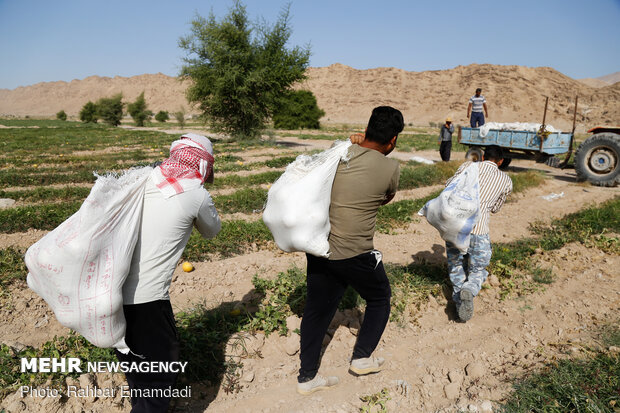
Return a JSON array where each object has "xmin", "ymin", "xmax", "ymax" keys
[
  {"xmin": 349, "ymin": 356, "xmax": 385, "ymax": 376},
  {"xmin": 458, "ymin": 289, "xmax": 474, "ymax": 321},
  {"xmin": 296, "ymin": 375, "xmax": 339, "ymax": 395}
]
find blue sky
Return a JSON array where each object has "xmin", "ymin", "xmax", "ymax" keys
[{"xmin": 1, "ymin": 0, "xmax": 619, "ymax": 90}]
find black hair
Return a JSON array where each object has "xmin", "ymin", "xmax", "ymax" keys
[
  {"xmin": 365, "ymin": 106, "xmax": 404, "ymax": 145},
  {"xmin": 475, "ymin": 88, "xmax": 482, "ymax": 93},
  {"xmin": 484, "ymin": 145, "xmax": 504, "ymax": 161}
]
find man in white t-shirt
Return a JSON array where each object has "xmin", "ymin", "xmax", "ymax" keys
[{"xmin": 116, "ymin": 133, "xmax": 221, "ymax": 413}]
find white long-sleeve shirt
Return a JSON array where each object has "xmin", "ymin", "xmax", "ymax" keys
[
  {"xmin": 446, "ymin": 160, "xmax": 512, "ymax": 235},
  {"xmin": 122, "ymin": 176, "xmax": 221, "ymax": 304}
]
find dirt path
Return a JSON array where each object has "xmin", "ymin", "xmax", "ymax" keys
[{"xmin": 188, "ymin": 243, "xmax": 618, "ymax": 413}]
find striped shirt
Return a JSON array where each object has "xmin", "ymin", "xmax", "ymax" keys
[
  {"xmin": 469, "ymin": 95, "xmax": 486, "ymax": 113},
  {"xmin": 446, "ymin": 160, "xmax": 512, "ymax": 235}
]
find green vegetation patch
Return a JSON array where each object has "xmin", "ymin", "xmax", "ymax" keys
[
  {"xmin": 491, "ymin": 197, "xmax": 619, "ymax": 298},
  {"xmin": 214, "ymin": 188, "xmax": 267, "ymax": 214},
  {"xmin": 397, "ymin": 133, "xmax": 469, "ymax": 152},
  {"xmin": 501, "ymin": 323, "xmax": 620, "ymax": 413},
  {"xmin": 212, "ymin": 170, "xmax": 282, "ymax": 188},
  {"xmin": 182, "ymin": 220, "xmax": 273, "ymax": 260},
  {"xmin": 0, "ymin": 201, "xmax": 81, "ymax": 233},
  {"xmin": 376, "ymin": 191, "xmax": 441, "ymax": 233},
  {"xmin": 398, "ymin": 161, "xmax": 459, "ymax": 190},
  {"xmin": 386, "ymin": 261, "xmax": 445, "ymax": 323},
  {"xmin": 0, "ymin": 187, "xmax": 91, "ymax": 203},
  {"xmin": 508, "ymin": 170, "xmax": 546, "ymax": 195},
  {"xmin": 0, "ymin": 247, "xmax": 27, "ymax": 293},
  {"xmin": 0, "ymin": 169, "xmax": 97, "ymax": 188}
]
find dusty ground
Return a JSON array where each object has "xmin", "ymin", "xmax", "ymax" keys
[{"xmin": 1, "ymin": 138, "xmax": 618, "ymax": 413}]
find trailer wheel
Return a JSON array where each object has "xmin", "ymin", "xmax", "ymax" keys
[
  {"xmin": 574, "ymin": 133, "xmax": 620, "ymax": 187},
  {"xmin": 465, "ymin": 147, "xmax": 483, "ymax": 162}
]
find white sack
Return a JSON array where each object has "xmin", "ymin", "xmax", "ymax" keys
[
  {"xmin": 263, "ymin": 140, "xmax": 352, "ymax": 257},
  {"xmin": 418, "ymin": 163, "xmax": 480, "ymax": 253},
  {"xmin": 409, "ymin": 156, "xmax": 434, "ymax": 165},
  {"xmin": 479, "ymin": 122, "xmax": 558, "ymax": 137},
  {"xmin": 25, "ymin": 166, "xmax": 152, "ymax": 352}
]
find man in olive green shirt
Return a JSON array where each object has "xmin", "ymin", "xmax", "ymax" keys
[{"xmin": 297, "ymin": 106, "xmax": 403, "ymax": 395}]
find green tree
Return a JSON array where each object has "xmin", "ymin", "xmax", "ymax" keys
[
  {"xmin": 179, "ymin": 1, "xmax": 310, "ymax": 139},
  {"xmin": 79, "ymin": 101, "xmax": 98, "ymax": 123},
  {"xmin": 155, "ymin": 110, "xmax": 169, "ymax": 123},
  {"xmin": 56, "ymin": 110, "xmax": 67, "ymax": 121},
  {"xmin": 96, "ymin": 94, "xmax": 124, "ymax": 126},
  {"xmin": 272, "ymin": 90, "xmax": 325, "ymax": 129},
  {"xmin": 174, "ymin": 109, "xmax": 186, "ymax": 127},
  {"xmin": 127, "ymin": 92, "xmax": 153, "ymax": 127}
]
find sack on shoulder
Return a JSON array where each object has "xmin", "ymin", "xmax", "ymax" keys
[
  {"xmin": 418, "ymin": 163, "xmax": 480, "ymax": 253},
  {"xmin": 25, "ymin": 166, "xmax": 152, "ymax": 352},
  {"xmin": 263, "ymin": 140, "xmax": 352, "ymax": 257}
]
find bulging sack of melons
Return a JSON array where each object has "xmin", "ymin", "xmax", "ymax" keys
[
  {"xmin": 263, "ymin": 140, "xmax": 352, "ymax": 257},
  {"xmin": 25, "ymin": 167, "xmax": 152, "ymax": 353},
  {"xmin": 418, "ymin": 163, "xmax": 480, "ymax": 253}
]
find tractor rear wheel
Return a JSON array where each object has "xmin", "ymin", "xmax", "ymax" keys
[{"xmin": 574, "ymin": 133, "xmax": 620, "ymax": 187}]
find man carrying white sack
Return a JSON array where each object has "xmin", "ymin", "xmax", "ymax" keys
[
  {"xmin": 297, "ymin": 106, "xmax": 404, "ymax": 395},
  {"xmin": 116, "ymin": 133, "xmax": 221, "ymax": 413},
  {"xmin": 445, "ymin": 145, "xmax": 512, "ymax": 322}
]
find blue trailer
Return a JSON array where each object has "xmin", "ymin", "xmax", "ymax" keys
[
  {"xmin": 457, "ymin": 126, "xmax": 573, "ymax": 168},
  {"xmin": 454, "ymin": 97, "xmax": 619, "ymax": 186}
]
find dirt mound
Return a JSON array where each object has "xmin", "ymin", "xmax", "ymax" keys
[
  {"xmin": 1, "ymin": 64, "xmax": 619, "ymax": 132},
  {"xmin": 0, "ymin": 73, "xmax": 190, "ymax": 120},
  {"xmin": 300, "ymin": 64, "xmax": 620, "ymax": 130}
]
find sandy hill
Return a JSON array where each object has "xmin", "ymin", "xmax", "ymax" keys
[
  {"xmin": 1, "ymin": 64, "xmax": 618, "ymax": 131},
  {"xmin": 578, "ymin": 71, "xmax": 620, "ymax": 88},
  {"xmin": 599, "ymin": 71, "xmax": 620, "ymax": 84}
]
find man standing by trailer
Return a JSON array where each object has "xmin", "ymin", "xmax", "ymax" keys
[
  {"xmin": 438, "ymin": 117, "xmax": 455, "ymax": 161},
  {"xmin": 296, "ymin": 106, "xmax": 404, "ymax": 395},
  {"xmin": 467, "ymin": 88, "xmax": 488, "ymax": 127},
  {"xmin": 445, "ymin": 145, "xmax": 512, "ymax": 322},
  {"xmin": 117, "ymin": 133, "xmax": 221, "ymax": 413}
]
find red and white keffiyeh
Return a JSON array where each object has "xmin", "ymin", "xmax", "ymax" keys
[{"xmin": 151, "ymin": 134, "xmax": 215, "ymax": 198}]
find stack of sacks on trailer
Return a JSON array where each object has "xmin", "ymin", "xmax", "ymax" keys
[{"xmin": 479, "ymin": 122, "xmax": 558, "ymax": 137}]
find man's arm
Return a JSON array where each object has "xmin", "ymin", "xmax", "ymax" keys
[
  {"xmin": 449, "ymin": 124, "xmax": 454, "ymax": 133},
  {"xmin": 490, "ymin": 180, "xmax": 513, "ymax": 213},
  {"xmin": 195, "ymin": 193, "xmax": 221, "ymax": 238},
  {"xmin": 483, "ymin": 102, "xmax": 488, "ymax": 118},
  {"xmin": 382, "ymin": 164, "xmax": 400, "ymax": 205},
  {"xmin": 466, "ymin": 102, "xmax": 472, "ymax": 119}
]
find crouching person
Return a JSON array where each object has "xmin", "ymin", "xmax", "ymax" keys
[
  {"xmin": 297, "ymin": 106, "xmax": 404, "ymax": 395},
  {"xmin": 445, "ymin": 145, "xmax": 512, "ymax": 322},
  {"xmin": 116, "ymin": 133, "xmax": 221, "ymax": 412}
]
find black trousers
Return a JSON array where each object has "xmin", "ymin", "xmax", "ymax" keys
[
  {"xmin": 115, "ymin": 300, "xmax": 180, "ymax": 413},
  {"xmin": 440, "ymin": 140, "xmax": 452, "ymax": 161},
  {"xmin": 298, "ymin": 252, "xmax": 391, "ymax": 382}
]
